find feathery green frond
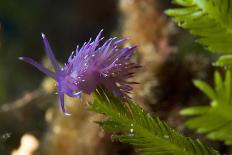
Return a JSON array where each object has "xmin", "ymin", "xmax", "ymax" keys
[
  {"xmin": 166, "ymin": 0, "xmax": 232, "ymax": 53},
  {"xmin": 181, "ymin": 69, "xmax": 232, "ymax": 145},
  {"xmin": 88, "ymin": 88, "xmax": 219, "ymax": 155},
  {"xmin": 216, "ymin": 55, "xmax": 232, "ymax": 66}
]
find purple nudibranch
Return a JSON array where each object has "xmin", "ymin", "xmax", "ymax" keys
[{"xmin": 19, "ymin": 30, "xmax": 140, "ymax": 115}]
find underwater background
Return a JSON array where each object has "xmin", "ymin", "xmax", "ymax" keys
[{"xmin": 0, "ymin": 0, "xmax": 229, "ymax": 154}]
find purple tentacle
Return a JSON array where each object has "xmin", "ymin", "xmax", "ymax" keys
[
  {"xmin": 41, "ymin": 33, "xmax": 61, "ymax": 72},
  {"xmin": 19, "ymin": 57, "xmax": 56, "ymax": 78},
  {"xmin": 58, "ymin": 91, "xmax": 71, "ymax": 116}
]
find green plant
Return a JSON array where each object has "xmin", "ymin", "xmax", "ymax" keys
[
  {"xmin": 88, "ymin": 88, "xmax": 219, "ymax": 154},
  {"xmin": 166, "ymin": 0, "xmax": 232, "ymax": 53},
  {"xmin": 181, "ymin": 69, "xmax": 232, "ymax": 145},
  {"xmin": 166, "ymin": 0, "xmax": 232, "ymax": 147}
]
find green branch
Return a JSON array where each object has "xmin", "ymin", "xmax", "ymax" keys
[
  {"xmin": 166, "ymin": 0, "xmax": 232, "ymax": 53},
  {"xmin": 88, "ymin": 88, "xmax": 218, "ymax": 155},
  {"xmin": 181, "ymin": 69, "xmax": 232, "ymax": 145}
]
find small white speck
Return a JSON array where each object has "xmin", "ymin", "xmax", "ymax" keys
[
  {"xmin": 73, "ymin": 92, "xmax": 81, "ymax": 96},
  {"xmin": 18, "ymin": 57, "xmax": 24, "ymax": 60},
  {"xmin": 82, "ymin": 80, "xmax": 85, "ymax": 82},
  {"xmin": 41, "ymin": 33, "xmax": 45, "ymax": 38},
  {"xmin": 1, "ymin": 133, "xmax": 11, "ymax": 140},
  {"xmin": 64, "ymin": 112, "xmax": 71, "ymax": 116}
]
